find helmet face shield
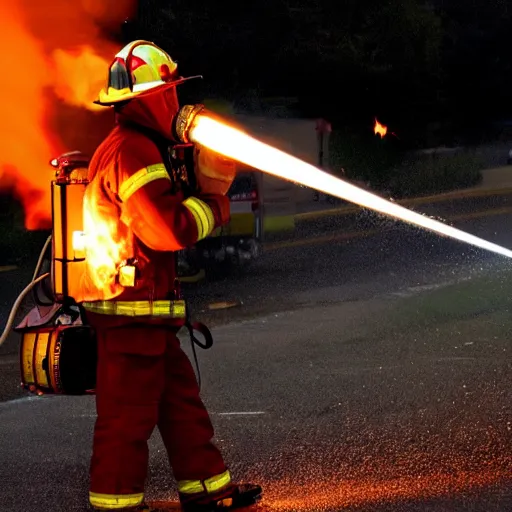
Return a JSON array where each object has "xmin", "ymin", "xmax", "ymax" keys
[{"xmin": 95, "ymin": 40, "xmax": 201, "ymax": 106}]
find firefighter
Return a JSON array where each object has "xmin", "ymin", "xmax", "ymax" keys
[{"xmin": 82, "ymin": 40, "xmax": 262, "ymax": 511}]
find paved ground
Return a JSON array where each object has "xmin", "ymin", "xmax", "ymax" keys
[{"xmin": 0, "ymin": 195, "xmax": 511, "ymax": 511}]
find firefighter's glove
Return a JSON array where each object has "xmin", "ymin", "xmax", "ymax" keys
[{"xmin": 200, "ymin": 194, "xmax": 231, "ymax": 228}]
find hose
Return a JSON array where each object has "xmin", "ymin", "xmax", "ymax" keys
[
  {"xmin": 0, "ymin": 273, "xmax": 50, "ymax": 347},
  {"xmin": 32, "ymin": 236, "xmax": 54, "ymax": 306},
  {"xmin": 32, "ymin": 236, "xmax": 52, "ymax": 281},
  {"xmin": 0, "ymin": 236, "xmax": 53, "ymax": 347}
]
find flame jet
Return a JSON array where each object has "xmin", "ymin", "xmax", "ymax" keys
[{"xmin": 182, "ymin": 111, "xmax": 512, "ymax": 259}]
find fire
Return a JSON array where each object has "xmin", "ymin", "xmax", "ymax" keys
[
  {"xmin": 374, "ymin": 118, "xmax": 388, "ymax": 138},
  {"xmin": 188, "ymin": 113, "xmax": 512, "ymax": 259},
  {"xmin": 52, "ymin": 46, "xmax": 112, "ymax": 113},
  {"xmin": 82, "ymin": 180, "xmax": 133, "ymax": 301},
  {"xmin": 0, "ymin": 0, "xmax": 135, "ymax": 230}
]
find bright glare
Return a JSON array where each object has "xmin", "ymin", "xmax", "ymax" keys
[
  {"xmin": 72, "ymin": 230, "xmax": 86, "ymax": 251},
  {"xmin": 190, "ymin": 115, "xmax": 512, "ymax": 259}
]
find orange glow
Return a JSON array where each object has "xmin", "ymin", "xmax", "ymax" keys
[
  {"xmin": 150, "ymin": 445, "xmax": 511, "ymax": 510},
  {"xmin": 374, "ymin": 117, "xmax": 388, "ymax": 138},
  {"xmin": 263, "ymin": 467, "xmax": 510, "ymax": 510},
  {"xmin": 241, "ymin": 426, "xmax": 511, "ymax": 511},
  {"xmin": 188, "ymin": 113, "xmax": 512, "ymax": 259},
  {"xmin": 0, "ymin": 0, "xmax": 135, "ymax": 230},
  {"xmin": 51, "ymin": 46, "xmax": 113, "ymax": 113},
  {"xmin": 81, "ymin": 181, "xmax": 133, "ymax": 301}
]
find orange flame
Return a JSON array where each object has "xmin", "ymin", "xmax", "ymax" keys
[
  {"xmin": 81, "ymin": 180, "xmax": 133, "ymax": 301},
  {"xmin": 52, "ymin": 46, "xmax": 113, "ymax": 113},
  {"xmin": 0, "ymin": 0, "xmax": 135, "ymax": 230},
  {"xmin": 374, "ymin": 117, "xmax": 388, "ymax": 138}
]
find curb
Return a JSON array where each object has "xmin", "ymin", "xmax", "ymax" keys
[
  {"xmin": 295, "ymin": 186, "xmax": 512, "ymax": 222},
  {"xmin": 0, "ymin": 265, "xmax": 18, "ymax": 273},
  {"xmin": 177, "ymin": 268, "xmax": 206, "ymax": 284}
]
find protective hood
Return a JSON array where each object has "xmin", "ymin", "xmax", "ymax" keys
[{"xmin": 116, "ymin": 87, "xmax": 180, "ymax": 141}]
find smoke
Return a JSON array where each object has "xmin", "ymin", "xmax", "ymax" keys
[{"xmin": 0, "ymin": 0, "xmax": 136, "ymax": 230}]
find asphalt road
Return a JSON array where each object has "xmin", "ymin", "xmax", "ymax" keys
[{"xmin": 0, "ymin": 200, "xmax": 511, "ymax": 511}]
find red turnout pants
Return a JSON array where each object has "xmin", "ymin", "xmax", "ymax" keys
[{"xmin": 87, "ymin": 313, "xmax": 226, "ymax": 507}]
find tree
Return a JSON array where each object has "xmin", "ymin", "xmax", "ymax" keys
[{"xmin": 137, "ymin": 0, "xmax": 512, "ymax": 144}]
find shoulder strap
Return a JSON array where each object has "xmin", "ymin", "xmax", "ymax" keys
[
  {"xmin": 122, "ymin": 121, "xmax": 197, "ymax": 197},
  {"xmin": 121, "ymin": 121, "xmax": 172, "ymax": 169}
]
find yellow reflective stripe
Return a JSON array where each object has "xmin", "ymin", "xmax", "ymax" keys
[
  {"xmin": 178, "ymin": 480, "xmax": 205, "ymax": 495},
  {"xmin": 178, "ymin": 470, "xmax": 232, "ymax": 495},
  {"xmin": 206, "ymin": 470, "xmax": 232, "ymax": 493},
  {"xmin": 89, "ymin": 492, "xmax": 144, "ymax": 509},
  {"xmin": 82, "ymin": 300, "xmax": 186, "ymax": 318},
  {"xmin": 119, "ymin": 164, "xmax": 170, "ymax": 202},
  {"xmin": 183, "ymin": 197, "xmax": 215, "ymax": 241}
]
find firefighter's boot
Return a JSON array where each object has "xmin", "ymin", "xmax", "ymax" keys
[{"xmin": 180, "ymin": 483, "xmax": 262, "ymax": 511}]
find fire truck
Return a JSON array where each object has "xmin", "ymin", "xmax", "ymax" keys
[{"xmin": 177, "ymin": 112, "xmax": 323, "ymax": 281}]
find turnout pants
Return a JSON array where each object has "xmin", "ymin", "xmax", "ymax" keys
[{"xmin": 87, "ymin": 314, "xmax": 228, "ymax": 510}]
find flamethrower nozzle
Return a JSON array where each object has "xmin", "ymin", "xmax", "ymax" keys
[{"xmin": 174, "ymin": 104, "xmax": 206, "ymax": 143}]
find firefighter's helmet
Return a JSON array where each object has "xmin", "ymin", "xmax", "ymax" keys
[{"xmin": 95, "ymin": 40, "xmax": 201, "ymax": 106}]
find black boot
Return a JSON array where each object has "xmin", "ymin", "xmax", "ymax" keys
[{"xmin": 180, "ymin": 483, "xmax": 262, "ymax": 511}]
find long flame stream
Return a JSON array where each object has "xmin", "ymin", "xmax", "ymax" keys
[{"xmin": 190, "ymin": 115, "xmax": 512, "ymax": 259}]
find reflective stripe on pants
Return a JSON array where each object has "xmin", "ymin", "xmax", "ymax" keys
[
  {"xmin": 89, "ymin": 492, "xmax": 144, "ymax": 510},
  {"xmin": 178, "ymin": 469, "xmax": 232, "ymax": 495}
]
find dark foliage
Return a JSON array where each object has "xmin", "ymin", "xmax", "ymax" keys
[{"xmin": 133, "ymin": 0, "xmax": 512, "ymax": 146}]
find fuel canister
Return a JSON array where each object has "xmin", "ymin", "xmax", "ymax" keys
[{"xmin": 50, "ymin": 152, "xmax": 90, "ymax": 303}]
